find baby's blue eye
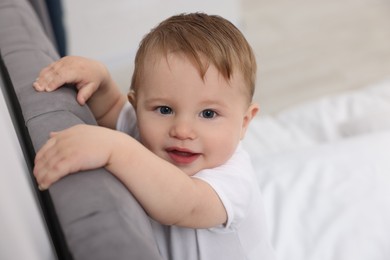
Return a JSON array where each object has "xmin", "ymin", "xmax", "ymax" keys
[
  {"xmin": 157, "ymin": 106, "xmax": 173, "ymax": 115},
  {"xmin": 200, "ymin": 109, "xmax": 216, "ymax": 119}
]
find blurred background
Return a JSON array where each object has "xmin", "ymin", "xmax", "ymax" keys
[{"xmin": 60, "ymin": 0, "xmax": 390, "ymax": 114}]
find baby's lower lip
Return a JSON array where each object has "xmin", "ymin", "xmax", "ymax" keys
[{"xmin": 166, "ymin": 149, "xmax": 200, "ymax": 164}]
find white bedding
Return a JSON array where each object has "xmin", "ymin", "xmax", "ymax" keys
[{"xmin": 243, "ymin": 79, "xmax": 390, "ymax": 260}]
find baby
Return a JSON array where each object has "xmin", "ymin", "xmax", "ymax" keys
[{"xmin": 33, "ymin": 13, "xmax": 274, "ymax": 260}]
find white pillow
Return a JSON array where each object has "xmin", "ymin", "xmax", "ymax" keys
[
  {"xmin": 243, "ymin": 115, "xmax": 316, "ymax": 157},
  {"xmin": 339, "ymin": 111, "xmax": 390, "ymax": 137},
  {"xmin": 275, "ymin": 79, "xmax": 390, "ymax": 142}
]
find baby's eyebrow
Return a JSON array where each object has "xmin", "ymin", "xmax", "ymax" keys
[
  {"xmin": 143, "ymin": 97, "xmax": 170, "ymax": 106},
  {"xmin": 198, "ymin": 98, "xmax": 229, "ymax": 108}
]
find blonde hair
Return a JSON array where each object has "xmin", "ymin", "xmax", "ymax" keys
[{"xmin": 130, "ymin": 13, "xmax": 257, "ymax": 101}]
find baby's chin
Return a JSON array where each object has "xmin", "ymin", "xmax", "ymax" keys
[
  {"xmin": 178, "ymin": 161, "xmax": 224, "ymax": 177},
  {"xmin": 178, "ymin": 166, "xmax": 199, "ymax": 177},
  {"xmin": 175, "ymin": 162, "xmax": 212, "ymax": 176}
]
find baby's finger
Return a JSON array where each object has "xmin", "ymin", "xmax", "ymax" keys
[
  {"xmin": 42, "ymin": 65, "xmax": 67, "ymax": 92},
  {"xmin": 36, "ymin": 168, "xmax": 59, "ymax": 191},
  {"xmin": 34, "ymin": 136, "xmax": 57, "ymax": 162},
  {"xmin": 34, "ymin": 143, "xmax": 56, "ymax": 180},
  {"xmin": 35, "ymin": 168, "xmax": 50, "ymax": 191},
  {"xmin": 38, "ymin": 150, "xmax": 77, "ymax": 190},
  {"xmin": 34, "ymin": 148, "xmax": 67, "ymax": 189},
  {"xmin": 76, "ymin": 83, "xmax": 97, "ymax": 105},
  {"xmin": 37, "ymin": 169, "xmax": 61, "ymax": 191},
  {"xmin": 34, "ymin": 60, "xmax": 74, "ymax": 92},
  {"xmin": 33, "ymin": 153, "xmax": 53, "ymax": 187},
  {"xmin": 33, "ymin": 64, "xmax": 54, "ymax": 91}
]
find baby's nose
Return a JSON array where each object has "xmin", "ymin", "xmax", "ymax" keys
[{"xmin": 169, "ymin": 118, "xmax": 196, "ymax": 140}]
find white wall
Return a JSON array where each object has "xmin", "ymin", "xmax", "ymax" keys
[{"xmin": 63, "ymin": 0, "xmax": 241, "ymax": 93}]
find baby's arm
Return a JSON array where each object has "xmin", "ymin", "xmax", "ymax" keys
[
  {"xmin": 106, "ymin": 137, "xmax": 227, "ymax": 229},
  {"xmin": 33, "ymin": 56, "xmax": 126, "ymax": 129},
  {"xmin": 34, "ymin": 125, "xmax": 227, "ymax": 229}
]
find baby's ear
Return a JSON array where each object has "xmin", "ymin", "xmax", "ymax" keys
[
  {"xmin": 240, "ymin": 103, "xmax": 259, "ymax": 139},
  {"xmin": 127, "ymin": 90, "xmax": 137, "ymax": 109}
]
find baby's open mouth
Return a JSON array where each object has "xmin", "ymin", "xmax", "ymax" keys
[{"xmin": 166, "ymin": 148, "xmax": 200, "ymax": 164}]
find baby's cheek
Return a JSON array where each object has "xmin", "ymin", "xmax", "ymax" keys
[{"xmin": 208, "ymin": 141, "xmax": 237, "ymax": 167}]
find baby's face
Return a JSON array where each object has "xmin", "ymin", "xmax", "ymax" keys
[{"xmin": 134, "ymin": 53, "xmax": 258, "ymax": 176}]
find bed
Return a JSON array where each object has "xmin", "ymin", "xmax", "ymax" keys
[{"xmin": 243, "ymin": 79, "xmax": 390, "ymax": 259}]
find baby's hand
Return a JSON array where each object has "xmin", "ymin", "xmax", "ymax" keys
[
  {"xmin": 33, "ymin": 56, "xmax": 110, "ymax": 105},
  {"xmin": 33, "ymin": 124, "xmax": 117, "ymax": 190}
]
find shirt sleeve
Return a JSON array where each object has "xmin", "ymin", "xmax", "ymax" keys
[
  {"xmin": 193, "ymin": 144, "xmax": 257, "ymax": 230},
  {"xmin": 116, "ymin": 101, "xmax": 139, "ymax": 140}
]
